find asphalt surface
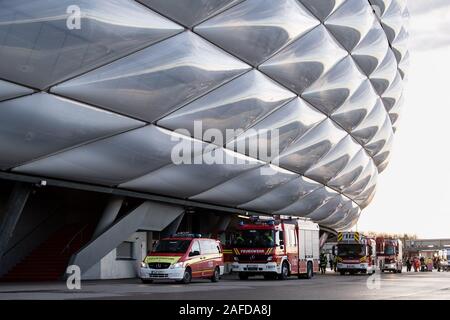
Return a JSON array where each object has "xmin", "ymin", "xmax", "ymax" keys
[{"xmin": 1, "ymin": 270, "xmax": 450, "ymax": 300}]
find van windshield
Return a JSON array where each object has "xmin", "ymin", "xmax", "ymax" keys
[{"xmin": 152, "ymin": 240, "xmax": 191, "ymax": 253}]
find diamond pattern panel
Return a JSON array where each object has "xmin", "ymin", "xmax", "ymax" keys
[
  {"xmin": 195, "ymin": 0, "xmax": 320, "ymax": 66},
  {"xmin": 0, "ymin": 0, "xmax": 183, "ymax": 89},
  {"xmin": 0, "ymin": 0, "xmax": 408, "ymax": 230}
]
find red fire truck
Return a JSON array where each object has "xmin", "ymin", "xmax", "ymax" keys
[
  {"xmin": 376, "ymin": 237, "xmax": 403, "ymax": 273},
  {"xmin": 335, "ymin": 232, "xmax": 377, "ymax": 275},
  {"xmin": 231, "ymin": 216, "xmax": 320, "ymax": 280}
]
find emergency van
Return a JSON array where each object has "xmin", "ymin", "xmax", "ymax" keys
[
  {"xmin": 140, "ymin": 233, "xmax": 224, "ymax": 284},
  {"xmin": 231, "ymin": 216, "xmax": 320, "ymax": 280}
]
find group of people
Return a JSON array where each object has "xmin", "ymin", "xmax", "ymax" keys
[
  {"xmin": 405, "ymin": 256, "xmax": 436, "ymax": 272},
  {"xmin": 319, "ymin": 253, "xmax": 336, "ymax": 274}
]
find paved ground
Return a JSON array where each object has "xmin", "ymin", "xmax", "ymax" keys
[{"xmin": 1, "ymin": 270, "xmax": 450, "ymax": 300}]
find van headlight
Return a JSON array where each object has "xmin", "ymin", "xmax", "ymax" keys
[
  {"xmin": 170, "ymin": 262, "xmax": 184, "ymax": 269},
  {"xmin": 141, "ymin": 262, "xmax": 148, "ymax": 268}
]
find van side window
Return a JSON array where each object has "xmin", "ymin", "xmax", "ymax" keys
[
  {"xmin": 200, "ymin": 240, "xmax": 210, "ymax": 254},
  {"xmin": 191, "ymin": 241, "xmax": 200, "ymax": 254},
  {"xmin": 210, "ymin": 240, "xmax": 220, "ymax": 254}
]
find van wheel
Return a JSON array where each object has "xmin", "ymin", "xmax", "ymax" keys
[
  {"xmin": 278, "ymin": 262, "xmax": 289, "ymax": 280},
  {"xmin": 141, "ymin": 279, "xmax": 153, "ymax": 284},
  {"xmin": 238, "ymin": 273, "xmax": 248, "ymax": 280},
  {"xmin": 211, "ymin": 267, "xmax": 220, "ymax": 282},
  {"xmin": 179, "ymin": 268, "xmax": 192, "ymax": 284}
]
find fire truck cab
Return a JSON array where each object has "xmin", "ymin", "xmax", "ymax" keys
[
  {"xmin": 335, "ymin": 232, "xmax": 377, "ymax": 275},
  {"xmin": 376, "ymin": 237, "xmax": 403, "ymax": 273},
  {"xmin": 231, "ymin": 217, "xmax": 320, "ymax": 280}
]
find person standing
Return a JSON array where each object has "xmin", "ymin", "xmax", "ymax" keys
[
  {"xmin": 329, "ymin": 256, "xmax": 334, "ymax": 271},
  {"xmin": 320, "ymin": 253, "xmax": 327, "ymax": 274},
  {"xmin": 413, "ymin": 257, "xmax": 419, "ymax": 272},
  {"xmin": 406, "ymin": 258, "xmax": 412, "ymax": 272}
]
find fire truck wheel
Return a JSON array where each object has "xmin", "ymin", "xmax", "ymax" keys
[
  {"xmin": 211, "ymin": 267, "xmax": 220, "ymax": 282},
  {"xmin": 278, "ymin": 262, "xmax": 289, "ymax": 280},
  {"xmin": 179, "ymin": 268, "xmax": 192, "ymax": 284},
  {"xmin": 238, "ymin": 273, "xmax": 249, "ymax": 280}
]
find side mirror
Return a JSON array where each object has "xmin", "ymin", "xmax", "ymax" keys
[{"xmin": 189, "ymin": 250, "xmax": 200, "ymax": 257}]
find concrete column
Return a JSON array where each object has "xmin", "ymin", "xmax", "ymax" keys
[
  {"xmin": 0, "ymin": 182, "xmax": 32, "ymax": 261},
  {"xmin": 92, "ymin": 196, "xmax": 124, "ymax": 238},
  {"xmin": 319, "ymin": 232, "xmax": 329, "ymax": 249},
  {"xmin": 161, "ymin": 212, "xmax": 185, "ymax": 238},
  {"xmin": 215, "ymin": 215, "xmax": 232, "ymax": 233}
]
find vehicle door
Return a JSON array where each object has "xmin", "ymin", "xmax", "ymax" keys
[
  {"xmin": 186, "ymin": 240, "xmax": 202, "ymax": 278},
  {"xmin": 199, "ymin": 240, "xmax": 214, "ymax": 277},
  {"xmin": 286, "ymin": 226, "xmax": 298, "ymax": 274}
]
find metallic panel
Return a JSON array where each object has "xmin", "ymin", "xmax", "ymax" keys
[
  {"xmin": 137, "ymin": 0, "xmax": 244, "ymax": 27},
  {"xmin": 226, "ymin": 97, "xmax": 326, "ymax": 161},
  {"xmin": 195, "ymin": 0, "xmax": 320, "ymax": 66},
  {"xmin": 120, "ymin": 148, "xmax": 264, "ymax": 199},
  {"xmin": 239, "ymin": 176, "xmax": 323, "ymax": 213},
  {"xmin": 0, "ymin": 93, "xmax": 143, "ymax": 169},
  {"xmin": 14, "ymin": 125, "xmax": 205, "ymax": 186},
  {"xmin": 0, "ymin": 0, "xmax": 183, "ymax": 89},
  {"xmin": 190, "ymin": 165, "xmax": 298, "ymax": 206},
  {"xmin": 299, "ymin": 0, "xmax": 347, "ymax": 21},
  {"xmin": 324, "ymin": 0, "xmax": 375, "ymax": 52},
  {"xmin": 275, "ymin": 118, "xmax": 347, "ymax": 175},
  {"xmin": 52, "ymin": 32, "xmax": 250, "ymax": 123},
  {"xmin": 158, "ymin": 70, "xmax": 295, "ymax": 144},
  {"xmin": 259, "ymin": 25, "xmax": 348, "ymax": 95},
  {"xmin": 302, "ymin": 55, "xmax": 367, "ymax": 115},
  {"xmin": 0, "ymin": 80, "xmax": 33, "ymax": 102},
  {"xmin": 0, "ymin": 0, "xmax": 408, "ymax": 230}
]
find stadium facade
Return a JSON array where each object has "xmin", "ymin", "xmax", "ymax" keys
[{"xmin": 0, "ymin": 0, "xmax": 408, "ymax": 280}]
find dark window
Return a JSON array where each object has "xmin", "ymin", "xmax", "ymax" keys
[
  {"xmin": 117, "ymin": 241, "xmax": 134, "ymax": 260},
  {"xmin": 153, "ymin": 240, "xmax": 191, "ymax": 254}
]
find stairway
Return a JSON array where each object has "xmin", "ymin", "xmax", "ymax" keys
[{"xmin": 1, "ymin": 223, "xmax": 94, "ymax": 282}]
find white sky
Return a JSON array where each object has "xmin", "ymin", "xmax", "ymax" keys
[{"xmin": 356, "ymin": 1, "xmax": 450, "ymax": 238}]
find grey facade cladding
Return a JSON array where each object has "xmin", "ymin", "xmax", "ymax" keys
[{"xmin": 0, "ymin": 0, "xmax": 408, "ymax": 231}]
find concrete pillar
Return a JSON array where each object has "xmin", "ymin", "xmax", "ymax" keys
[
  {"xmin": 319, "ymin": 232, "xmax": 329, "ymax": 249},
  {"xmin": 215, "ymin": 215, "xmax": 232, "ymax": 233},
  {"xmin": 161, "ymin": 212, "xmax": 185, "ymax": 238},
  {"xmin": 0, "ymin": 182, "xmax": 32, "ymax": 261},
  {"xmin": 92, "ymin": 196, "xmax": 124, "ymax": 238}
]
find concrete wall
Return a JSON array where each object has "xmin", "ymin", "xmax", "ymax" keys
[{"xmin": 83, "ymin": 232, "xmax": 147, "ymax": 280}]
